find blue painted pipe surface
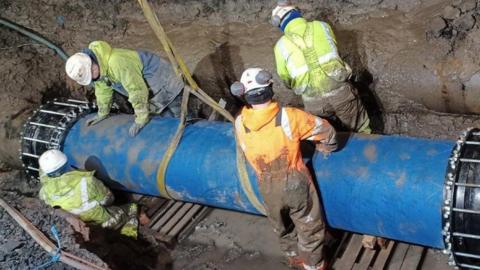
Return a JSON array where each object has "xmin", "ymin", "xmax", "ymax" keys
[
  {"xmin": 313, "ymin": 134, "xmax": 452, "ymax": 249},
  {"xmin": 63, "ymin": 114, "xmax": 451, "ymax": 249},
  {"xmin": 64, "ymin": 114, "xmax": 263, "ymax": 214}
]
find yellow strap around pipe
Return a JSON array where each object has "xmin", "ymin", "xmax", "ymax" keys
[{"xmin": 138, "ymin": 0, "xmax": 265, "ymax": 215}]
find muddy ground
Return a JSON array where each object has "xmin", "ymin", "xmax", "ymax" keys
[{"xmin": 1, "ymin": 0, "xmax": 480, "ymax": 269}]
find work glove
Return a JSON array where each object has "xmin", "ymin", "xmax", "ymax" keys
[
  {"xmin": 86, "ymin": 115, "xmax": 107, "ymax": 126},
  {"xmin": 316, "ymin": 143, "xmax": 337, "ymax": 157},
  {"xmin": 129, "ymin": 122, "xmax": 146, "ymax": 137}
]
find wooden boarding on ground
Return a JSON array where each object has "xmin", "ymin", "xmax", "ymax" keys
[
  {"xmin": 137, "ymin": 196, "xmax": 210, "ymax": 243},
  {"xmin": 332, "ymin": 233, "xmax": 426, "ymax": 270}
]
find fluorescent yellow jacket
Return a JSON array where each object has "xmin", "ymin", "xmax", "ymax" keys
[
  {"xmin": 90, "ymin": 41, "xmax": 149, "ymax": 125},
  {"xmin": 274, "ymin": 18, "xmax": 351, "ymax": 97},
  {"xmin": 39, "ymin": 170, "xmax": 113, "ymax": 224}
]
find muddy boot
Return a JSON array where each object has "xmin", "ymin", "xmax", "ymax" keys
[
  {"xmin": 303, "ymin": 260, "xmax": 329, "ymax": 270},
  {"xmin": 287, "ymin": 256, "xmax": 305, "ymax": 269},
  {"xmin": 120, "ymin": 203, "xmax": 139, "ymax": 239}
]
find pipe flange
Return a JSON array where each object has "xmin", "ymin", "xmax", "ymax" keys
[
  {"xmin": 19, "ymin": 99, "xmax": 94, "ymax": 179},
  {"xmin": 443, "ymin": 128, "xmax": 480, "ymax": 269}
]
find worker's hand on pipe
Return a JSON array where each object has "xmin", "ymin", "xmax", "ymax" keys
[
  {"xmin": 316, "ymin": 143, "xmax": 337, "ymax": 154},
  {"xmin": 129, "ymin": 122, "xmax": 146, "ymax": 137},
  {"xmin": 86, "ymin": 115, "xmax": 107, "ymax": 126}
]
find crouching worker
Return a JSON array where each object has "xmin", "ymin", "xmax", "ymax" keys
[
  {"xmin": 38, "ymin": 149, "xmax": 138, "ymax": 238},
  {"xmin": 231, "ymin": 68, "xmax": 337, "ymax": 270},
  {"xmin": 66, "ymin": 40, "xmax": 186, "ymax": 137}
]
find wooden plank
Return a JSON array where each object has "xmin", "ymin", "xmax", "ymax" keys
[
  {"xmin": 354, "ymin": 247, "xmax": 377, "ymax": 270},
  {"xmin": 169, "ymin": 204, "xmax": 203, "ymax": 236},
  {"xmin": 372, "ymin": 240, "xmax": 395, "ymax": 270},
  {"xmin": 151, "ymin": 202, "xmax": 184, "ymax": 230},
  {"xmin": 400, "ymin": 245, "xmax": 425, "ymax": 270},
  {"xmin": 160, "ymin": 203, "xmax": 194, "ymax": 234},
  {"xmin": 148, "ymin": 200, "xmax": 176, "ymax": 229},
  {"xmin": 177, "ymin": 206, "xmax": 212, "ymax": 242},
  {"xmin": 146, "ymin": 198, "xmax": 168, "ymax": 217},
  {"xmin": 386, "ymin": 243, "xmax": 409, "ymax": 270},
  {"xmin": 334, "ymin": 234, "xmax": 364, "ymax": 270}
]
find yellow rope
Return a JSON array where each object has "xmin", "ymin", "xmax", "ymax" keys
[{"xmin": 137, "ymin": 0, "xmax": 265, "ymax": 214}]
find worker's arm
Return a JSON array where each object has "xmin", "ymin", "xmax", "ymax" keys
[
  {"xmin": 274, "ymin": 39, "xmax": 293, "ymax": 89},
  {"xmin": 112, "ymin": 61, "xmax": 150, "ymax": 125},
  {"xmin": 319, "ymin": 21, "xmax": 338, "ymax": 46},
  {"xmin": 289, "ymin": 108, "xmax": 337, "ymax": 152},
  {"xmin": 94, "ymin": 81, "xmax": 114, "ymax": 118},
  {"xmin": 88, "ymin": 176, "xmax": 114, "ymax": 206}
]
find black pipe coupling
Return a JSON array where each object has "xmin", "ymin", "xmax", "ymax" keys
[
  {"xmin": 19, "ymin": 99, "xmax": 94, "ymax": 179},
  {"xmin": 443, "ymin": 128, "xmax": 480, "ymax": 269}
]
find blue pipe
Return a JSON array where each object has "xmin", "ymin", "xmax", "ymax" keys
[{"xmin": 63, "ymin": 114, "xmax": 451, "ymax": 249}]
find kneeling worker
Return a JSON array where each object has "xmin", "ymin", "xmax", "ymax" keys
[
  {"xmin": 38, "ymin": 149, "xmax": 138, "ymax": 238},
  {"xmin": 231, "ymin": 68, "xmax": 337, "ymax": 270},
  {"xmin": 66, "ymin": 40, "xmax": 185, "ymax": 137}
]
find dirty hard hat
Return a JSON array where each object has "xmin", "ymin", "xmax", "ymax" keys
[
  {"xmin": 39, "ymin": 149, "xmax": 68, "ymax": 174},
  {"xmin": 240, "ymin": 68, "xmax": 273, "ymax": 94},
  {"xmin": 271, "ymin": 1, "xmax": 296, "ymax": 27},
  {"xmin": 233, "ymin": 68, "xmax": 274, "ymax": 105},
  {"xmin": 65, "ymin": 52, "xmax": 93, "ymax": 86}
]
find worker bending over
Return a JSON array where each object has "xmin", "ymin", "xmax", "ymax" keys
[
  {"xmin": 66, "ymin": 40, "xmax": 185, "ymax": 137},
  {"xmin": 272, "ymin": 1, "xmax": 371, "ymax": 133},
  {"xmin": 38, "ymin": 150, "xmax": 138, "ymax": 238},
  {"xmin": 231, "ymin": 68, "xmax": 337, "ymax": 270}
]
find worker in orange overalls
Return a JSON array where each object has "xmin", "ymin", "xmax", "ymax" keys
[{"xmin": 231, "ymin": 68, "xmax": 337, "ymax": 270}]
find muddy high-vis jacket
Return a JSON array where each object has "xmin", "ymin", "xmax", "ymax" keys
[
  {"xmin": 274, "ymin": 18, "xmax": 351, "ymax": 97},
  {"xmin": 235, "ymin": 102, "xmax": 336, "ymax": 179},
  {"xmin": 39, "ymin": 170, "xmax": 114, "ymax": 223},
  {"xmin": 89, "ymin": 40, "xmax": 184, "ymax": 124}
]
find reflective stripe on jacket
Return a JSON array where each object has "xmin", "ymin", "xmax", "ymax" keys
[
  {"xmin": 235, "ymin": 102, "xmax": 336, "ymax": 179},
  {"xmin": 274, "ymin": 18, "xmax": 351, "ymax": 97},
  {"xmin": 39, "ymin": 170, "xmax": 113, "ymax": 223}
]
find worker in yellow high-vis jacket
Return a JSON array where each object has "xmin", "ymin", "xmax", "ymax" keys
[
  {"xmin": 271, "ymin": 1, "xmax": 371, "ymax": 133},
  {"xmin": 38, "ymin": 150, "xmax": 138, "ymax": 238},
  {"xmin": 65, "ymin": 40, "xmax": 186, "ymax": 137}
]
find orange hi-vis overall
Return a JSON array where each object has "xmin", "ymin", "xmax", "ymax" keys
[{"xmin": 235, "ymin": 101, "xmax": 336, "ymax": 269}]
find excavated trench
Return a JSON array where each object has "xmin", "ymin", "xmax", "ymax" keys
[{"xmin": 0, "ymin": 0, "xmax": 480, "ymax": 269}]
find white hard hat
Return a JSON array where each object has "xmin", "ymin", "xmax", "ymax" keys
[
  {"xmin": 65, "ymin": 53, "xmax": 92, "ymax": 86},
  {"xmin": 39, "ymin": 150, "xmax": 68, "ymax": 174},
  {"xmin": 271, "ymin": 1, "xmax": 296, "ymax": 27},
  {"xmin": 241, "ymin": 68, "xmax": 273, "ymax": 93}
]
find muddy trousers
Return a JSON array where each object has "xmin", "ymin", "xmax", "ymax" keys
[
  {"xmin": 81, "ymin": 202, "xmax": 139, "ymax": 238},
  {"xmin": 258, "ymin": 171, "xmax": 325, "ymax": 268},
  {"xmin": 149, "ymin": 90, "xmax": 183, "ymax": 118},
  {"xmin": 303, "ymin": 83, "xmax": 371, "ymax": 134}
]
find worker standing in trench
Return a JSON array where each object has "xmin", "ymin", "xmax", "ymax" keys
[
  {"xmin": 231, "ymin": 68, "xmax": 337, "ymax": 270},
  {"xmin": 271, "ymin": 0, "xmax": 383, "ymax": 249},
  {"xmin": 65, "ymin": 40, "xmax": 186, "ymax": 137},
  {"xmin": 271, "ymin": 1, "xmax": 371, "ymax": 134},
  {"xmin": 37, "ymin": 149, "xmax": 139, "ymax": 238}
]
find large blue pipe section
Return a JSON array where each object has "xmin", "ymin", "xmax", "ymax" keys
[{"xmin": 63, "ymin": 114, "xmax": 451, "ymax": 249}]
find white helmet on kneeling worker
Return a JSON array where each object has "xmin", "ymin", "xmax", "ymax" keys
[{"xmin": 38, "ymin": 149, "xmax": 68, "ymax": 176}]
